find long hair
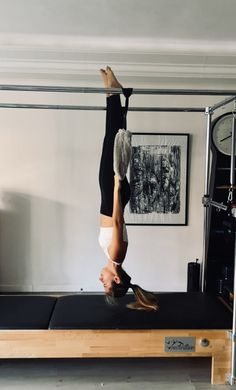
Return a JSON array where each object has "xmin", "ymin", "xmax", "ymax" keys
[{"xmin": 105, "ymin": 267, "xmax": 159, "ymax": 312}]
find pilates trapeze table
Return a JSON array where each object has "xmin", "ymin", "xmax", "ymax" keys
[
  {"xmin": 0, "ymin": 292, "xmax": 232, "ymax": 385},
  {"xmin": 0, "ymin": 84, "xmax": 236, "ymax": 385}
]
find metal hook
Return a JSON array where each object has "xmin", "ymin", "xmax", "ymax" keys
[{"xmin": 228, "ymin": 187, "xmax": 233, "ymax": 203}]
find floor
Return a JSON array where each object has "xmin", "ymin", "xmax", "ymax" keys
[{"xmin": 0, "ymin": 357, "xmax": 235, "ymax": 390}]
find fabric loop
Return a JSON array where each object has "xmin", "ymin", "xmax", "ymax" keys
[{"xmin": 122, "ymin": 87, "xmax": 133, "ymax": 130}]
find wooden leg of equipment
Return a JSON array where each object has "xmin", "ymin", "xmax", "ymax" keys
[
  {"xmin": 211, "ymin": 336, "xmax": 231, "ymax": 385},
  {"xmin": 0, "ymin": 329, "xmax": 231, "ymax": 385}
]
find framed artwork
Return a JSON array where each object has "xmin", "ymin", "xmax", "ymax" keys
[{"xmin": 125, "ymin": 133, "xmax": 189, "ymax": 226}]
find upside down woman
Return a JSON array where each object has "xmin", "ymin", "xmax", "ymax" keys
[{"xmin": 98, "ymin": 66, "xmax": 158, "ymax": 311}]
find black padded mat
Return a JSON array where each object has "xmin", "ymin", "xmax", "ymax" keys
[
  {"xmin": 49, "ymin": 292, "xmax": 232, "ymax": 330},
  {"xmin": 0, "ymin": 295, "xmax": 57, "ymax": 329}
]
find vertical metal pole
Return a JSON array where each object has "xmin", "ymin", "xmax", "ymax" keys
[
  {"xmin": 230, "ymin": 104, "xmax": 236, "ymax": 385},
  {"xmin": 230, "ymin": 108, "xmax": 236, "ymax": 187},
  {"xmin": 230, "ymin": 226, "xmax": 236, "ymax": 385},
  {"xmin": 201, "ymin": 107, "xmax": 213, "ymax": 292},
  {"xmin": 204, "ymin": 107, "xmax": 213, "ymax": 196}
]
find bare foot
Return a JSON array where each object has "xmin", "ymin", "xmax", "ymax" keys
[
  {"xmin": 100, "ymin": 68, "xmax": 109, "ymax": 96},
  {"xmin": 100, "ymin": 66, "xmax": 122, "ymax": 96},
  {"xmin": 100, "ymin": 68, "xmax": 108, "ymax": 88},
  {"xmin": 106, "ymin": 66, "xmax": 123, "ymax": 90}
]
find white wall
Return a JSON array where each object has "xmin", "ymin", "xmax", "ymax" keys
[{"xmin": 0, "ymin": 75, "xmax": 234, "ymax": 293}]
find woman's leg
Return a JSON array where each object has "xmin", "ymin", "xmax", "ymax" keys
[{"xmin": 99, "ymin": 67, "xmax": 131, "ymax": 217}]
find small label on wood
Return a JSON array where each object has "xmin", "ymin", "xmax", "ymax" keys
[{"xmin": 165, "ymin": 337, "xmax": 196, "ymax": 352}]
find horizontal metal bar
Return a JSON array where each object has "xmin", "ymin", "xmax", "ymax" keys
[
  {"xmin": 133, "ymin": 107, "xmax": 205, "ymax": 112},
  {"xmin": 211, "ymin": 96, "xmax": 236, "ymax": 112},
  {"xmin": 208, "ymin": 200, "xmax": 228, "ymax": 211},
  {"xmin": 0, "ymin": 103, "xmax": 205, "ymax": 112},
  {"xmin": 0, "ymin": 103, "xmax": 107, "ymax": 111},
  {"xmin": 0, "ymin": 85, "xmax": 236, "ymax": 96}
]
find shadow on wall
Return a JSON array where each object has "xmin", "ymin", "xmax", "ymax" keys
[{"xmin": 0, "ymin": 192, "xmax": 68, "ymax": 292}]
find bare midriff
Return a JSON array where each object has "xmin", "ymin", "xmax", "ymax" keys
[{"xmin": 100, "ymin": 214, "xmax": 113, "ymax": 227}]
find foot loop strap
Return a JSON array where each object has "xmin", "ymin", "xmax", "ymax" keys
[{"xmin": 122, "ymin": 88, "xmax": 133, "ymax": 130}]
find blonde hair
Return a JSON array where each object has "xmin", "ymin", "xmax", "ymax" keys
[
  {"xmin": 127, "ymin": 283, "xmax": 159, "ymax": 312},
  {"xmin": 106, "ymin": 267, "xmax": 159, "ymax": 312}
]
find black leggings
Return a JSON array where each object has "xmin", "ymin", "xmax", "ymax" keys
[{"xmin": 99, "ymin": 94, "xmax": 131, "ymax": 217}]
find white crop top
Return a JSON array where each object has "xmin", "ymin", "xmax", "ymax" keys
[{"xmin": 98, "ymin": 224, "xmax": 128, "ymax": 260}]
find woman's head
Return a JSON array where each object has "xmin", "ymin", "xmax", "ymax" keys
[
  {"xmin": 105, "ymin": 266, "xmax": 159, "ymax": 312},
  {"xmin": 99, "ymin": 265, "xmax": 122, "ymax": 295}
]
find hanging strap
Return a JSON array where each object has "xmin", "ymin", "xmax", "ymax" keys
[{"xmin": 122, "ymin": 87, "xmax": 133, "ymax": 130}]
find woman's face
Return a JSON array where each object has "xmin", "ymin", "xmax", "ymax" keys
[{"xmin": 99, "ymin": 266, "xmax": 120, "ymax": 294}]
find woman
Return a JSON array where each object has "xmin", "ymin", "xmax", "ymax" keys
[{"xmin": 98, "ymin": 66, "xmax": 158, "ymax": 311}]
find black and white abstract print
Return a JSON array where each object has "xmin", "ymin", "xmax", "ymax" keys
[{"xmin": 129, "ymin": 145, "xmax": 181, "ymax": 214}]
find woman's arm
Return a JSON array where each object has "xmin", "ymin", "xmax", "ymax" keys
[
  {"xmin": 107, "ymin": 176, "xmax": 127, "ymax": 261},
  {"xmin": 112, "ymin": 175, "xmax": 124, "ymax": 224}
]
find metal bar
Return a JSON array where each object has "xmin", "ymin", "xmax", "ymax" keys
[
  {"xmin": 230, "ymin": 227, "xmax": 236, "ymax": 385},
  {"xmin": 230, "ymin": 114, "xmax": 236, "ymax": 385},
  {"xmin": 201, "ymin": 107, "xmax": 213, "ymax": 292},
  {"xmin": 211, "ymin": 96, "xmax": 236, "ymax": 112},
  {"xmin": 0, "ymin": 103, "xmax": 205, "ymax": 112},
  {"xmin": 208, "ymin": 200, "xmax": 228, "ymax": 211},
  {"xmin": 230, "ymin": 106, "xmax": 236, "ymax": 186},
  {"xmin": 0, "ymin": 84, "xmax": 236, "ymax": 96},
  {"xmin": 204, "ymin": 107, "xmax": 213, "ymax": 196}
]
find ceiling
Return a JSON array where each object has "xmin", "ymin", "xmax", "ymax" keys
[{"xmin": 0, "ymin": 0, "xmax": 236, "ymax": 83}]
